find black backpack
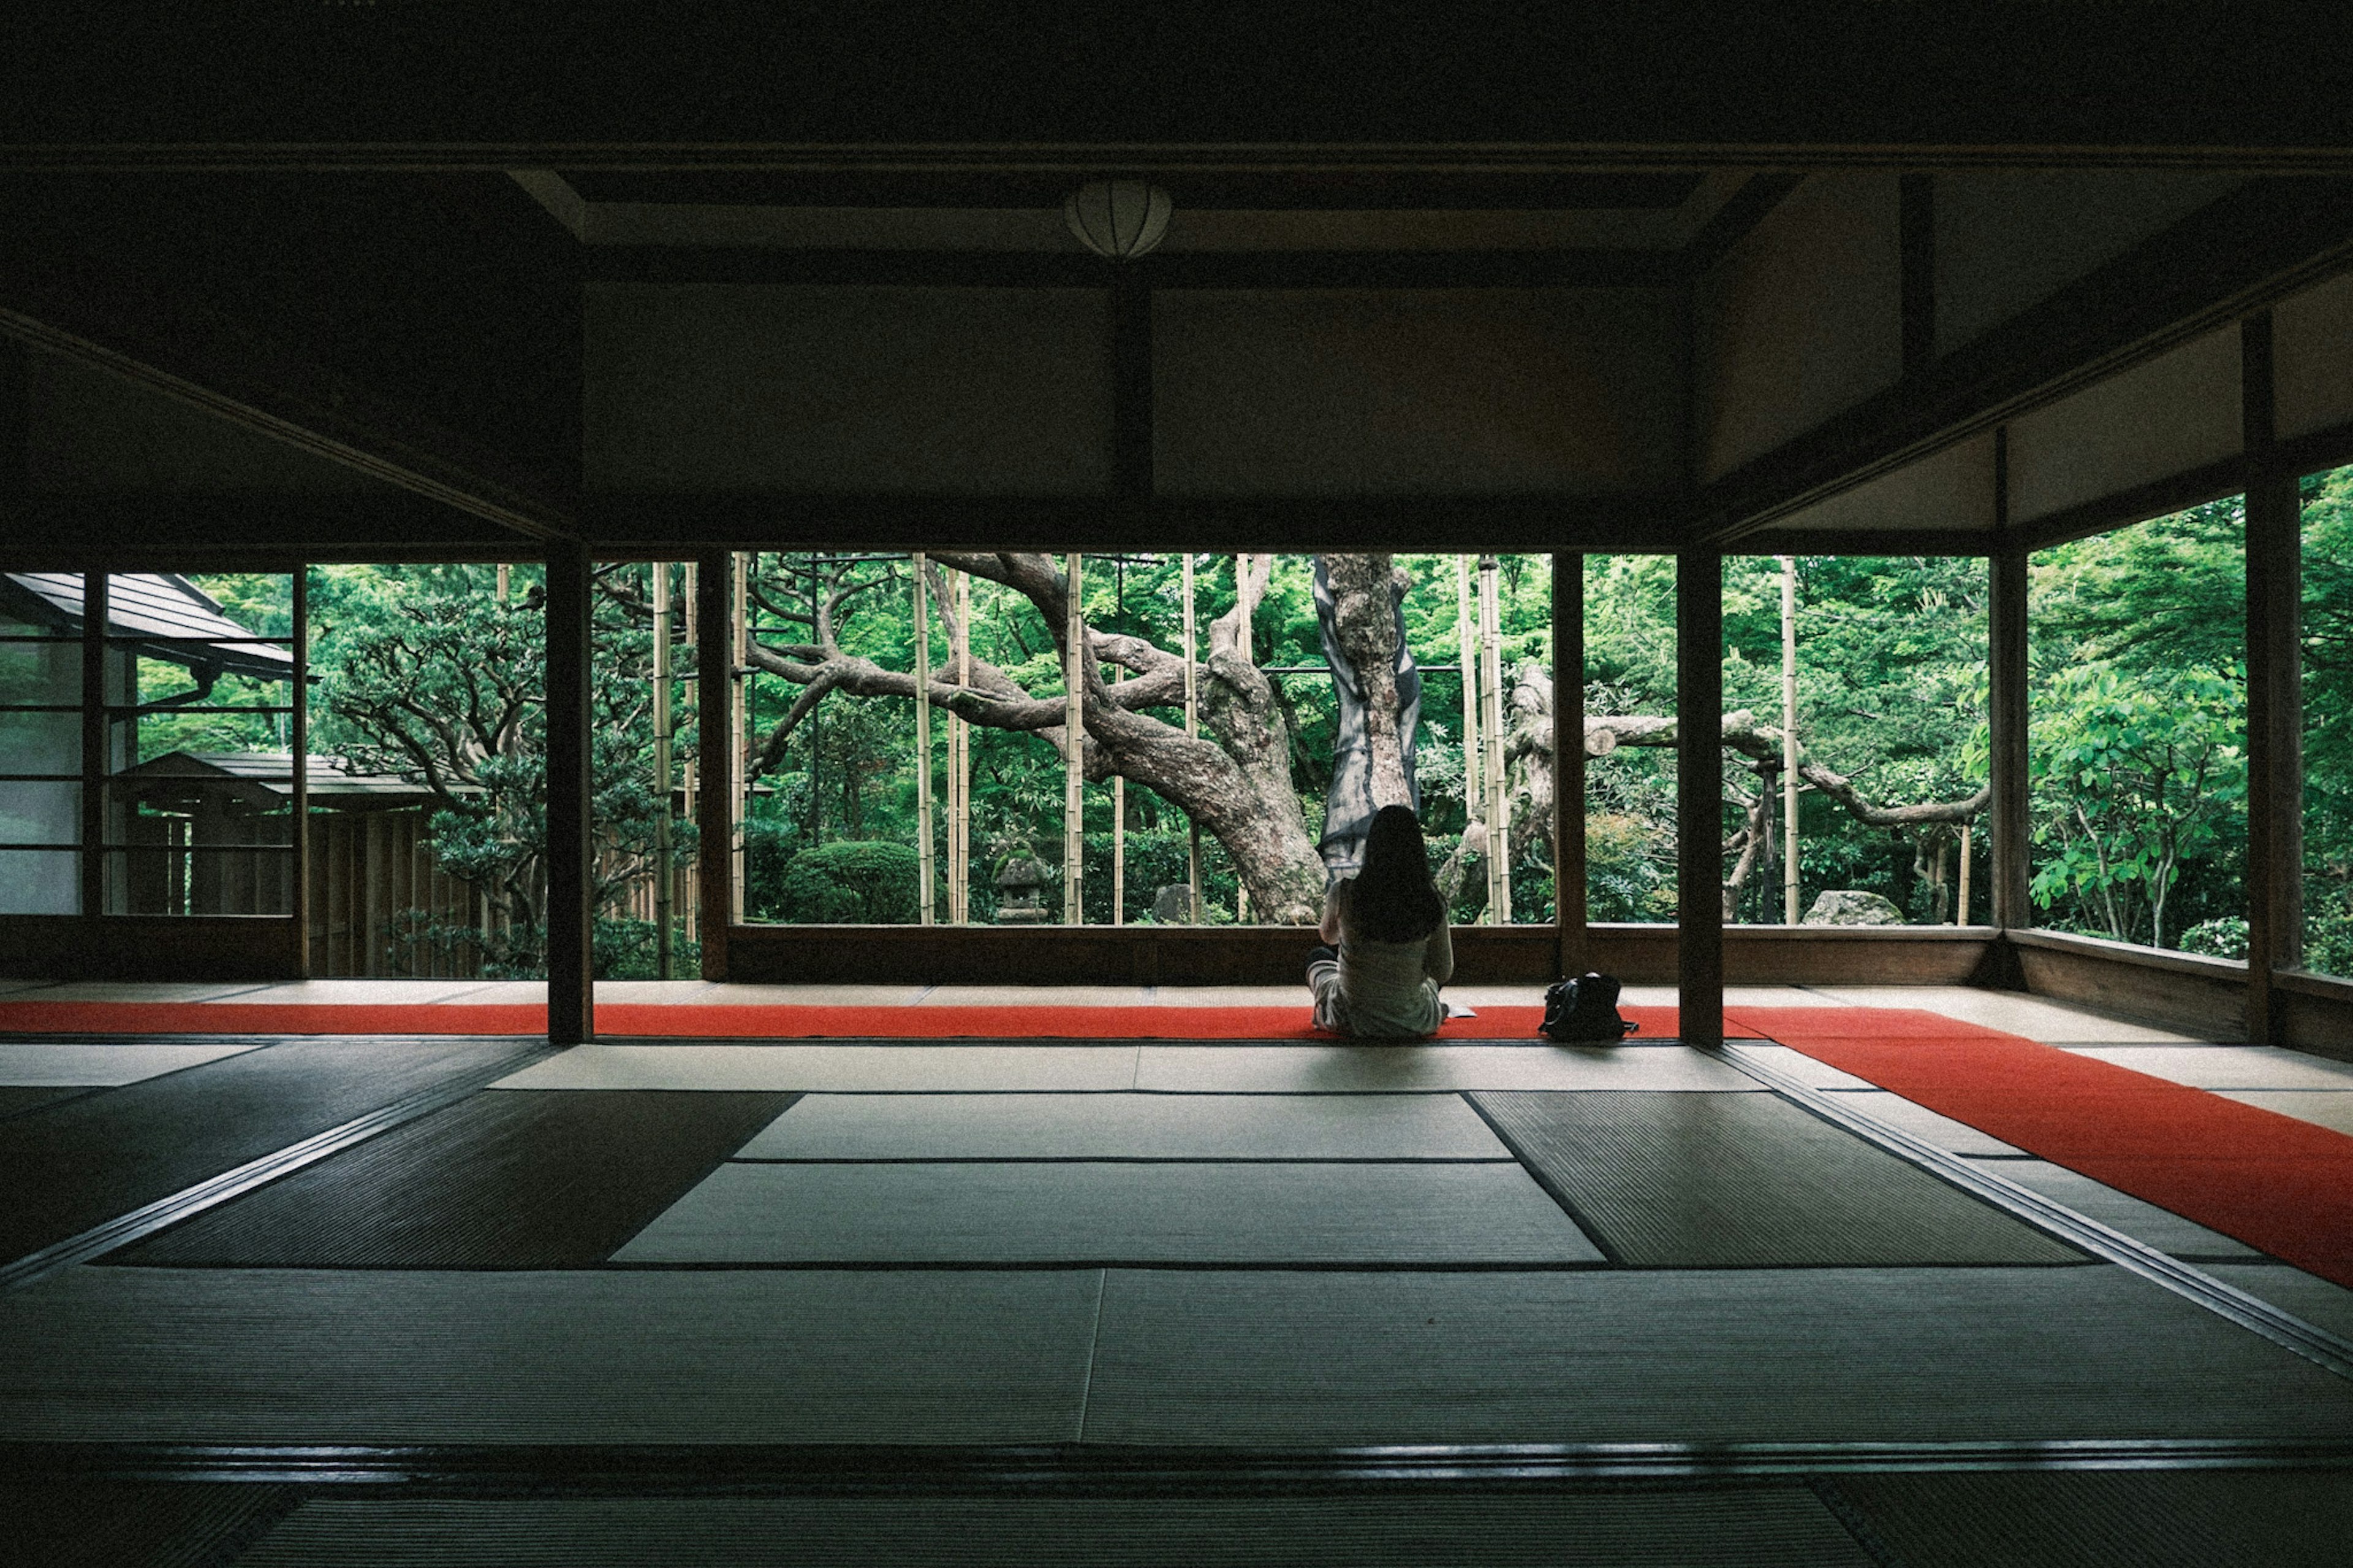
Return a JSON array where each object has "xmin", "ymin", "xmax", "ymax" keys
[{"xmin": 1539, "ymin": 972, "xmax": 1639, "ymax": 1042}]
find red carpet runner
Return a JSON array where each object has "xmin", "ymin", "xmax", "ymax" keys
[
  {"xmin": 1735, "ymin": 1007, "xmax": 2353, "ymax": 1292},
  {"xmin": 3, "ymin": 997, "xmax": 2349, "ymax": 1287}
]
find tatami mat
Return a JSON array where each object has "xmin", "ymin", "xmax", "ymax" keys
[
  {"xmin": 1820, "ymin": 1089, "xmax": 2028, "ymax": 1156},
  {"xmin": 0, "ymin": 1040, "xmax": 259, "ymax": 1086},
  {"xmin": 2216, "ymin": 1089, "xmax": 2353, "ymax": 1135},
  {"xmin": 113, "ymin": 1091, "xmax": 795, "ymax": 1268},
  {"xmin": 613, "ymin": 1161, "xmax": 1601, "ymax": 1265},
  {"xmin": 1831, "ymin": 1469, "xmax": 2353, "ymax": 1568},
  {"xmin": 1134, "ymin": 1043, "xmax": 1757, "ymax": 1093},
  {"xmin": 1079, "ymin": 1266, "xmax": 2353, "ymax": 1445},
  {"xmin": 1805, "ymin": 987, "xmax": 2211, "ymax": 1042},
  {"xmin": 1963, "ymin": 1159, "xmax": 2262, "ymax": 1257},
  {"xmin": 493, "ymin": 1043, "xmax": 1142, "ymax": 1093},
  {"xmin": 232, "ymin": 1492, "xmax": 1877, "ymax": 1567},
  {"xmin": 2061, "ymin": 1045, "xmax": 2353, "ymax": 1089},
  {"xmin": 735, "ymin": 1092, "xmax": 1510, "ymax": 1160},
  {"xmin": 0, "ymin": 1481, "xmax": 295, "ymax": 1568},
  {"xmin": 1471, "ymin": 1091, "xmax": 2080, "ymax": 1267},
  {"xmin": 2203, "ymin": 1262, "xmax": 2353, "ymax": 1340},
  {"xmin": 0, "ymin": 1267, "xmax": 1100, "ymax": 1443},
  {"xmin": 0, "ymin": 1038, "xmax": 529, "ymax": 1263},
  {"xmin": 0, "ymin": 1085, "xmax": 88, "ymax": 1119},
  {"xmin": 1724, "ymin": 1043, "xmax": 1877, "ymax": 1089}
]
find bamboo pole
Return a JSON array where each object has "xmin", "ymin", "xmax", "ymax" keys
[
  {"xmin": 913, "ymin": 553, "xmax": 934, "ymax": 925},
  {"xmin": 1234, "ymin": 555, "xmax": 1252, "ymax": 925},
  {"xmin": 1953, "ymin": 830, "xmax": 1972, "ymax": 926},
  {"xmin": 1184, "ymin": 553, "xmax": 1201, "ymax": 923},
  {"xmin": 730, "ymin": 553, "xmax": 748, "ymax": 925},
  {"xmin": 681, "ymin": 562, "xmax": 698, "ymax": 942},
  {"xmin": 953, "ymin": 569, "xmax": 971, "ymax": 923},
  {"xmin": 1113, "ymin": 663, "xmax": 1126, "ymax": 925},
  {"xmin": 1064, "ymin": 552, "xmax": 1085, "ymax": 925},
  {"xmin": 1457, "ymin": 555, "xmax": 1483, "ymax": 879},
  {"xmin": 1781, "ymin": 555, "xmax": 1801, "ymax": 925},
  {"xmin": 1479, "ymin": 556, "xmax": 1510, "ymax": 924},
  {"xmin": 651, "ymin": 561, "xmax": 673, "ymax": 978}
]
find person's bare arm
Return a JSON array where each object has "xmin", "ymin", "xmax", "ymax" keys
[
  {"xmin": 1319, "ymin": 880, "xmax": 1348, "ymax": 945},
  {"xmin": 1423, "ymin": 915, "xmax": 1454, "ymax": 987}
]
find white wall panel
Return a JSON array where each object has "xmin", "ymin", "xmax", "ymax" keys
[
  {"xmin": 583, "ymin": 284, "xmax": 1113, "ymax": 493},
  {"xmin": 2275, "ymin": 267, "xmax": 2353, "ymax": 445},
  {"xmin": 1695, "ymin": 173, "xmax": 1902, "ymax": 483},
  {"xmin": 2007, "ymin": 326, "xmax": 2241, "ymax": 526},
  {"xmin": 1152, "ymin": 289, "xmax": 1684, "ymax": 496},
  {"xmin": 1933, "ymin": 172, "xmax": 2242, "ymax": 358},
  {"xmin": 1764, "ymin": 432, "xmax": 1998, "ymax": 538}
]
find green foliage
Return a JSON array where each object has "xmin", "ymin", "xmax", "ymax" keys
[
  {"xmin": 2028, "ymin": 502, "xmax": 2249, "ymax": 950},
  {"xmin": 303, "ymin": 561, "xmax": 694, "ymax": 978},
  {"xmin": 2178, "ymin": 917, "xmax": 2249, "ymax": 960},
  {"xmin": 777, "ymin": 841, "xmax": 922, "ymax": 924}
]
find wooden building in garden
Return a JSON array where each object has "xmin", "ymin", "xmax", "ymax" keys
[{"xmin": 5, "ymin": 10, "xmax": 2353, "ymax": 1562}]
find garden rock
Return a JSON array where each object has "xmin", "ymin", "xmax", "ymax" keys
[{"xmin": 1802, "ymin": 889, "xmax": 1905, "ymax": 926}]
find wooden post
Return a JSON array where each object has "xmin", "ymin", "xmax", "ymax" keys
[
  {"xmin": 80, "ymin": 567, "xmax": 107, "ymax": 918},
  {"xmin": 1988, "ymin": 552, "xmax": 2031, "ymax": 933},
  {"xmin": 1064, "ymin": 552, "xmax": 1084, "ymax": 925},
  {"xmin": 912, "ymin": 553, "xmax": 934, "ymax": 925},
  {"xmin": 1989, "ymin": 427, "xmax": 2033, "ymax": 937},
  {"xmin": 1677, "ymin": 551, "xmax": 1724, "ymax": 1049},
  {"xmin": 544, "ymin": 539, "xmax": 594, "ymax": 1045},
  {"xmin": 1480, "ymin": 555, "xmax": 1510, "ymax": 923},
  {"xmin": 2245, "ymin": 311, "xmax": 2303, "ymax": 1044},
  {"xmin": 1184, "ymin": 553, "xmax": 1201, "ymax": 923},
  {"xmin": 1781, "ymin": 555, "xmax": 1802, "ymax": 925},
  {"xmin": 695, "ymin": 552, "xmax": 732, "ymax": 979},
  {"xmin": 650, "ymin": 562, "xmax": 673, "ymax": 977},
  {"xmin": 1553, "ymin": 553, "xmax": 1587, "ymax": 975}
]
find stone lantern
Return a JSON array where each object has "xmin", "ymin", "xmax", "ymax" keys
[{"xmin": 993, "ymin": 852, "xmax": 1053, "ymax": 924}]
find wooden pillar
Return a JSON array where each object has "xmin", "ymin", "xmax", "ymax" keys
[
  {"xmin": 695, "ymin": 551, "xmax": 733, "ymax": 980},
  {"xmin": 291, "ymin": 567, "xmax": 311, "ymax": 975},
  {"xmin": 2245, "ymin": 312, "xmax": 2303, "ymax": 1043},
  {"xmin": 544, "ymin": 540, "xmax": 594, "ymax": 1044},
  {"xmin": 1677, "ymin": 550, "xmax": 1724, "ymax": 1048},
  {"xmin": 80, "ymin": 566, "xmax": 107, "ymax": 919},
  {"xmin": 1552, "ymin": 553, "xmax": 1586, "ymax": 975},
  {"xmin": 1989, "ymin": 426, "xmax": 2033, "ymax": 938}
]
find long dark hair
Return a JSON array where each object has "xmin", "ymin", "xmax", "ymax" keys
[{"xmin": 1349, "ymin": 805, "xmax": 1447, "ymax": 942}]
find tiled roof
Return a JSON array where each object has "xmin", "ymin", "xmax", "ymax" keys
[{"xmin": 1, "ymin": 573, "xmax": 294, "ymax": 681}]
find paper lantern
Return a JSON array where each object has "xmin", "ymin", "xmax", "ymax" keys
[{"xmin": 1063, "ymin": 180, "xmax": 1172, "ymax": 260}]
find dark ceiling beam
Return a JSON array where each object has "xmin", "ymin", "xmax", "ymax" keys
[
  {"xmin": 18, "ymin": 145, "xmax": 2353, "ymax": 176},
  {"xmin": 1681, "ymin": 173, "xmax": 1804, "ymax": 273},
  {"xmin": 580, "ymin": 494, "xmax": 1691, "ymax": 555},
  {"xmin": 0, "ymin": 495, "xmax": 531, "ymax": 569},
  {"xmin": 1694, "ymin": 176, "xmax": 2353, "ymax": 547},
  {"xmin": 579, "ymin": 248, "xmax": 1685, "ymax": 289},
  {"xmin": 0, "ymin": 245, "xmax": 579, "ymax": 544}
]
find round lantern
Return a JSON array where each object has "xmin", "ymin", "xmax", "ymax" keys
[{"xmin": 1063, "ymin": 180, "xmax": 1172, "ymax": 260}]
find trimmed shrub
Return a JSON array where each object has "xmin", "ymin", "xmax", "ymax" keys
[{"xmin": 777, "ymin": 841, "xmax": 922, "ymax": 924}]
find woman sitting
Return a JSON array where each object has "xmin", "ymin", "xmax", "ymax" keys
[{"xmin": 1306, "ymin": 804, "xmax": 1455, "ymax": 1040}]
